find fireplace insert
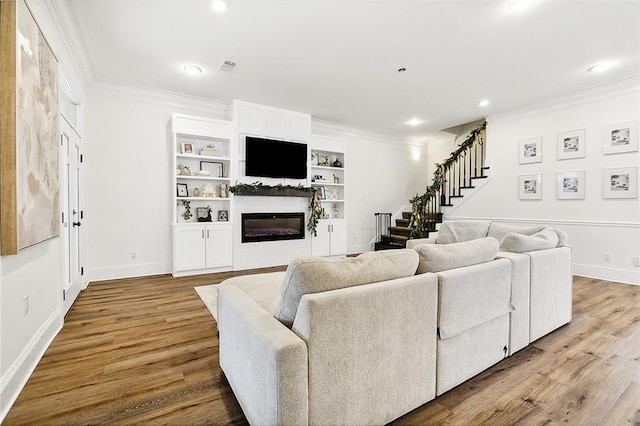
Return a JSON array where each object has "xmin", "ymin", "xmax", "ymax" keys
[{"xmin": 241, "ymin": 212, "xmax": 305, "ymax": 243}]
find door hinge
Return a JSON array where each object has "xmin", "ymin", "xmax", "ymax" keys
[{"xmin": 81, "ymin": 267, "xmax": 84, "ymax": 276}]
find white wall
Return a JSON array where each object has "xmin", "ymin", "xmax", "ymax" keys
[
  {"xmin": 447, "ymin": 83, "xmax": 640, "ymax": 285},
  {"xmin": 0, "ymin": 0, "xmax": 86, "ymax": 420},
  {"xmin": 84, "ymin": 86, "xmax": 229, "ymax": 281}
]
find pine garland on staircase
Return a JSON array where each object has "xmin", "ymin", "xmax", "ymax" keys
[{"xmin": 409, "ymin": 121, "xmax": 487, "ymax": 239}]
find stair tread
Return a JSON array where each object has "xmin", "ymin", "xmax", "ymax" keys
[
  {"xmin": 390, "ymin": 235, "xmax": 409, "ymax": 241},
  {"xmin": 390, "ymin": 226, "xmax": 410, "ymax": 231},
  {"xmin": 471, "ymin": 175, "xmax": 488, "ymax": 179},
  {"xmin": 460, "ymin": 186, "xmax": 476, "ymax": 189},
  {"xmin": 450, "ymin": 195, "xmax": 464, "ymax": 198}
]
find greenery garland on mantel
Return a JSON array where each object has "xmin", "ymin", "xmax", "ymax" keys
[
  {"xmin": 229, "ymin": 182, "xmax": 323, "ymax": 236},
  {"xmin": 409, "ymin": 121, "xmax": 487, "ymax": 239}
]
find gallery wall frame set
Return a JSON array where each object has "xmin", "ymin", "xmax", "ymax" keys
[
  {"xmin": 518, "ymin": 137, "xmax": 543, "ymax": 164},
  {"xmin": 556, "ymin": 129, "xmax": 586, "ymax": 160},
  {"xmin": 602, "ymin": 120, "xmax": 638, "ymax": 155},
  {"xmin": 602, "ymin": 166, "xmax": 638, "ymax": 199},
  {"xmin": 1, "ymin": 0, "xmax": 60, "ymax": 255},
  {"xmin": 518, "ymin": 174, "xmax": 542, "ymax": 200},
  {"xmin": 556, "ymin": 170, "xmax": 585, "ymax": 200}
]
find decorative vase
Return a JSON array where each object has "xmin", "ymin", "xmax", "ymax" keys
[{"xmin": 332, "ymin": 157, "xmax": 342, "ymax": 168}]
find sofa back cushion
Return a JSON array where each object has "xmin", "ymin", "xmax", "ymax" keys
[
  {"xmin": 414, "ymin": 237, "xmax": 499, "ymax": 274},
  {"xmin": 435, "ymin": 220, "xmax": 491, "ymax": 244},
  {"xmin": 499, "ymin": 229, "xmax": 559, "ymax": 253},
  {"xmin": 487, "ymin": 223, "xmax": 545, "ymax": 242},
  {"xmin": 273, "ymin": 249, "xmax": 419, "ymax": 327}
]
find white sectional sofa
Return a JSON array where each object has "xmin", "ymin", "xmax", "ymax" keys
[{"xmin": 217, "ymin": 220, "xmax": 572, "ymax": 425}]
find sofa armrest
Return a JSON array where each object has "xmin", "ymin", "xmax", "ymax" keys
[
  {"xmin": 406, "ymin": 237, "xmax": 437, "ymax": 249},
  {"xmin": 218, "ymin": 286, "xmax": 308, "ymax": 426},
  {"xmin": 497, "ymin": 251, "xmax": 531, "ymax": 355}
]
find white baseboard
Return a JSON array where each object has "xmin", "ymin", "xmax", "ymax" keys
[
  {"xmin": 0, "ymin": 310, "xmax": 62, "ymax": 422},
  {"xmin": 573, "ymin": 264, "xmax": 639, "ymax": 286},
  {"xmin": 88, "ymin": 261, "xmax": 171, "ymax": 283}
]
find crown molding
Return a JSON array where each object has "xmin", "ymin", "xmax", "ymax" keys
[
  {"xmin": 488, "ymin": 77, "xmax": 640, "ymax": 124},
  {"xmin": 89, "ymin": 81, "xmax": 231, "ymax": 119},
  {"xmin": 311, "ymin": 119, "xmax": 422, "ymax": 147}
]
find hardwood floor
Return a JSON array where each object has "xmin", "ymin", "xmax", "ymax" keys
[{"xmin": 4, "ymin": 273, "xmax": 639, "ymax": 425}]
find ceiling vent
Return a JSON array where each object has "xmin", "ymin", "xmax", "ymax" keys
[{"xmin": 218, "ymin": 60, "xmax": 238, "ymax": 72}]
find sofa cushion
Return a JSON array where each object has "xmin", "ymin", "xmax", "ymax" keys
[
  {"xmin": 435, "ymin": 221, "xmax": 491, "ymax": 244},
  {"xmin": 499, "ymin": 229, "xmax": 559, "ymax": 253},
  {"xmin": 273, "ymin": 249, "xmax": 419, "ymax": 327},
  {"xmin": 414, "ymin": 237, "xmax": 499, "ymax": 274},
  {"xmin": 487, "ymin": 223, "xmax": 545, "ymax": 242}
]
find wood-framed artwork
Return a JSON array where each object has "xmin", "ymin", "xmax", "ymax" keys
[
  {"xmin": 602, "ymin": 166, "xmax": 637, "ymax": 199},
  {"xmin": 518, "ymin": 137, "xmax": 543, "ymax": 164},
  {"xmin": 518, "ymin": 174, "xmax": 542, "ymax": 200},
  {"xmin": 181, "ymin": 142, "xmax": 194, "ymax": 154},
  {"xmin": 1, "ymin": 0, "xmax": 60, "ymax": 255},
  {"xmin": 557, "ymin": 129, "xmax": 586, "ymax": 160},
  {"xmin": 602, "ymin": 120, "xmax": 638, "ymax": 155},
  {"xmin": 556, "ymin": 170, "xmax": 585, "ymax": 200},
  {"xmin": 176, "ymin": 183, "xmax": 188, "ymax": 197}
]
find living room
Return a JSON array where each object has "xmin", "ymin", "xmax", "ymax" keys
[{"xmin": 1, "ymin": 0, "xmax": 639, "ymax": 423}]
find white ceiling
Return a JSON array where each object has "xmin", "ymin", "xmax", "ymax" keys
[{"xmin": 66, "ymin": 0, "xmax": 639, "ymax": 141}]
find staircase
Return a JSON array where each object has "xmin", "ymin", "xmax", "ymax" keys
[{"xmin": 375, "ymin": 121, "xmax": 488, "ymax": 249}]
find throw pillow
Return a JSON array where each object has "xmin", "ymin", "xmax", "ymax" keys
[
  {"xmin": 435, "ymin": 220, "xmax": 492, "ymax": 244},
  {"xmin": 499, "ymin": 229, "xmax": 559, "ymax": 253},
  {"xmin": 414, "ymin": 237, "xmax": 499, "ymax": 273},
  {"xmin": 547, "ymin": 227, "xmax": 569, "ymax": 247},
  {"xmin": 487, "ymin": 222, "xmax": 545, "ymax": 242},
  {"xmin": 273, "ymin": 249, "xmax": 419, "ymax": 327}
]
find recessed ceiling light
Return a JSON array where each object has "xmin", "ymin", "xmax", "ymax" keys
[
  {"xmin": 479, "ymin": 100, "xmax": 490, "ymax": 107},
  {"xmin": 211, "ymin": 0, "xmax": 227, "ymax": 13},
  {"xmin": 405, "ymin": 118, "xmax": 424, "ymax": 127},
  {"xmin": 587, "ymin": 62, "xmax": 613, "ymax": 73},
  {"xmin": 183, "ymin": 64, "xmax": 203, "ymax": 75},
  {"xmin": 506, "ymin": 0, "xmax": 536, "ymax": 11}
]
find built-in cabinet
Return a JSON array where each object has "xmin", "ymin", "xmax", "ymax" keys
[
  {"xmin": 310, "ymin": 135, "xmax": 347, "ymax": 256},
  {"xmin": 234, "ymin": 100, "xmax": 311, "ymax": 142},
  {"xmin": 312, "ymin": 219, "xmax": 347, "ymax": 257},
  {"xmin": 171, "ymin": 113, "xmax": 234, "ymax": 276}
]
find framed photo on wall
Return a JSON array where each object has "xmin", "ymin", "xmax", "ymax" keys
[
  {"xmin": 602, "ymin": 120, "xmax": 638, "ymax": 155},
  {"xmin": 519, "ymin": 174, "xmax": 542, "ymax": 200},
  {"xmin": 602, "ymin": 166, "xmax": 637, "ymax": 199},
  {"xmin": 557, "ymin": 129, "xmax": 586, "ymax": 160},
  {"xmin": 556, "ymin": 170, "xmax": 585, "ymax": 200},
  {"xmin": 518, "ymin": 137, "xmax": 543, "ymax": 164}
]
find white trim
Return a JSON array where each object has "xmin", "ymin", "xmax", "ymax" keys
[
  {"xmin": 89, "ymin": 81, "xmax": 230, "ymax": 119},
  {"xmin": 311, "ymin": 119, "xmax": 419, "ymax": 147},
  {"xmin": 573, "ymin": 265, "xmax": 639, "ymax": 286},
  {"xmin": 488, "ymin": 77, "xmax": 640, "ymax": 124},
  {"xmin": 0, "ymin": 310, "xmax": 62, "ymax": 422},
  {"xmin": 87, "ymin": 261, "xmax": 171, "ymax": 283},
  {"xmin": 443, "ymin": 216, "xmax": 640, "ymax": 229}
]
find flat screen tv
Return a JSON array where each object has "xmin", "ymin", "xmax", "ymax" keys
[{"xmin": 245, "ymin": 136, "xmax": 307, "ymax": 179}]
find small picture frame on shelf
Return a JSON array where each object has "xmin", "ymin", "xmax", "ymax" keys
[
  {"xmin": 200, "ymin": 161, "xmax": 224, "ymax": 177},
  {"xmin": 556, "ymin": 170, "xmax": 585, "ymax": 200},
  {"xmin": 602, "ymin": 120, "xmax": 638, "ymax": 155},
  {"xmin": 196, "ymin": 207, "xmax": 212, "ymax": 222},
  {"xmin": 181, "ymin": 142, "xmax": 194, "ymax": 154},
  {"xmin": 602, "ymin": 166, "xmax": 637, "ymax": 199},
  {"xmin": 518, "ymin": 174, "xmax": 542, "ymax": 200},
  {"xmin": 518, "ymin": 137, "xmax": 543, "ymax": 164},
  {"xmin": 557, "ymin": 129, "xmax": 586, "ymax": 160},
  {"xmin": 177, "ymin": 183, "xmax": 188, "ymax": 197},
  {"xmin": 218, "ymin": 210, "xmax": 228, "ymax": 221}
]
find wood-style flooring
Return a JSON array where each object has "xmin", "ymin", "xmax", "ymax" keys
[{"xmin": 4, "ymin": 273, "xmax": 639, "ymax": 425}]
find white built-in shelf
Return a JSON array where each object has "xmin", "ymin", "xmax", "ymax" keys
[
  {"xmin": 176, "ymin": 154, "xmax": 231, "ymax": 162},
  {"xmin": 319, "ymin": 199, "xmax": 345, "ymax": 203},
  {"xmin": 176, "ymin": 175, "xmax": 231, "ymax": 182},
  {"xmin": 311, "ymin": 182, "xmax": 344, "ymax": 187},
  {"xmin": 177, "ymin": 197, "xmax": 232, "ymax": 202},
  {"xmin": 311, "ymin": 165, "xmax": 344, "ymax": 172}
]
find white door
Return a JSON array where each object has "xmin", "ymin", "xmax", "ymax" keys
[
  {"xmin": 311, "ymin": 220, "xmax": 331, "ymax": 257},
  {"xmin": 329, "ymin": 220, "xmax": 348, "ymax": 256},
  {"xmin": 174, "ymin": 225, "xmax": 207, "ymax": 271},
  {"xmin": 205, "ymin": 224, "xmax": 233, "ymax": 268},
  {"xmin": 61, "ymin": 119, "xmax": 83, "ymax": 316}
]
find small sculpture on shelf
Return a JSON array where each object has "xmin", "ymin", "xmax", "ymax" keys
[
  {"xmin": 202, "ymin": 183, "xmax": 216, "ymax": 198},
  {"xmin": 196, "ymin": 206, "xmax": 213, "ymax": 222},
  {"xmin": 219, "ymin": 183, "xmax": 229, "ymax": 198},
  {"xmin": 193, "ymin": 187, "xmax": 200, "ymax": 197},
  {"xmin": 200, "ymin": 144, "xmax": 218, "ymax": 156},
  {"xmin": 333, "ymin": 174, "xmax": 339, "ymax": 184},
  {"xmin": 332, "ymin": 157, "xmax": 343, "ymax": 168},
  {"xmin": 178, "ymin": 164, "xmax": 191, "ymax": 176}
]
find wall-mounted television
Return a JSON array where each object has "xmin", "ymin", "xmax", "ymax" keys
[{"xmin": 245, "ymin": 136, "xmax": 307, "ymax": 179}]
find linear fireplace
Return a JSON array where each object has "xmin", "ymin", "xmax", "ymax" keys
[{"xmin": 241, "ymin": 212, "xmax": 305, "ymax": 243}]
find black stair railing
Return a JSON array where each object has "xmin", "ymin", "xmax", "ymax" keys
[{"xmin": 409, "ymin": 121, "xmax": 487, "ymax": 239}]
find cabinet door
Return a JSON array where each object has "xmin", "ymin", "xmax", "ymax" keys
[
  {"xmin": 205, "ymin": 224, "xmax": 233, "ymax": 268},
  {"xmin": 329, "ymin": 220, "xmax": 347, "ymax": 256},
  {"xmin": 174, "ymin": 226, "xmax": 206, "ymax": 271},
  {"xmin": 311, "ymin": 221, "xmax": 331, "ymax": 257}
]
